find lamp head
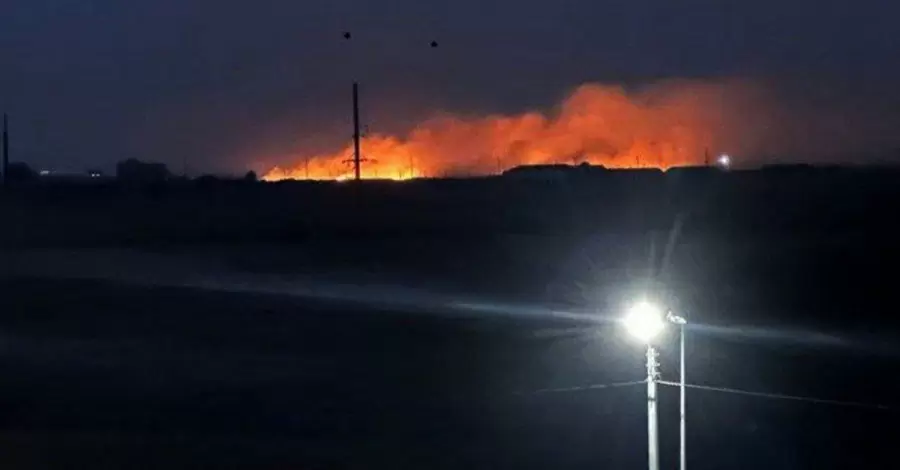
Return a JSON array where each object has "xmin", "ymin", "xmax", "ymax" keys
[{"xmin": 623, "ymin": 301, "xmax": 666, "ymax": 343}]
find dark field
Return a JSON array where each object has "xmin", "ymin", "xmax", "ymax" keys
[
  {"xmin": 1, "ymin": 168, "xmax": 899, "ymax": 468},
  {"xmin": 0, "ymin": 277, "xmax": 895, "ymax": 469}
]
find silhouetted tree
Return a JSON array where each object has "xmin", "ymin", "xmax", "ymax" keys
[
  {"xmin": 6, "ymin": 162, "xmax": 37, "ymax": 182},
  {"xmin": 243, "ymin": 170, "xmax": 258, "ymax": 182}
]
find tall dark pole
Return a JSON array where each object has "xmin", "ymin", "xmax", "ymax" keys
[
  {"xmin": 2, "ymin": 113, "xmax": 8, "ymax": 187},
  {"xmin": 352, "ymin": 82, "xmax": 361, "ymax": 181}
]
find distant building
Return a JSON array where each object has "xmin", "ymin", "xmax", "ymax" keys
[
  {"xmin": 503, "ymin": 164, "xmax": 571, "ymax": 182},
  {"xmin": 665, "ymin": 165, "xmax": 722, "ymax": 177},
  {"xmin": 502, "ymin": 162, "xmax": 606, "ymax": 182},
  {"xmin": 116, "ymin": 159, "xmax": 170, "ymax": 185}
]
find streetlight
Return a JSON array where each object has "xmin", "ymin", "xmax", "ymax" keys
[
  {"xmin": 667, "ymin": 311, "xmax": 687, "ymax": 470},
  {"xmin": 622, "ymin": 302, "xmax": 688, "ymax": 470},
  {"xmin": 623, "ymin": 301, "xmax": 665, "ymax": 470}
]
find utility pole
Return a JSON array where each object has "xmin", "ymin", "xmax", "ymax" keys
[
  {"xmin": 646, "ymin": 345, "xmax": 660, "ymax": 470},
  {"xmin": 352, "ymin": 82, "xmax": 361, "ymax": 181},
  {"xmin": 680, "ymin": 324, "xmax": 687, "ymax": 470},
  {"xmin": 704, "ymin": 147, "xmax": 710, "ymax": 166},
  {"xmin": 2, "ymin": 113, "xmax": 8, "ymax": 187}
]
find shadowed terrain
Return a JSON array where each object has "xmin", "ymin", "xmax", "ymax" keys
[
  {"xmin": 0, "ymin": 277, "xmax": 895, "ymax": 469},
  {"xmin": 0, "ymin": 167, "xmax": 898, "ymax": 467}
]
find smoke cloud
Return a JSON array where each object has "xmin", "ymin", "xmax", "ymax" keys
[{"xmin": 261, "ymin": 79, "xmax": 884, "ymax": 180}]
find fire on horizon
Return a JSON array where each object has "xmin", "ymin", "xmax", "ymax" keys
[{"xmin": 263, "ymin": 80, "xmax": 764, "ymax": 181}]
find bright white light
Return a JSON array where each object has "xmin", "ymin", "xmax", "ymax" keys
[
  {"xmin": 717, "ymin": 154, "xmax": 731, "ymax": 168},
  {"xmin": 623, "ymin": 301, "xmax": 666, "ymax": 343}
]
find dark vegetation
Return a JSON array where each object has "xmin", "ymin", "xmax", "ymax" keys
[
  {"xmin": 0, "ymin": 164, "xmax": 898, "ymax": 468},
  {"xmin": 2, "ymin": 165, "xmax": 898, "ymax": 328},
  {"xmin": 3, "ymin": 165, "xmax": 897, "ymax": 245}
]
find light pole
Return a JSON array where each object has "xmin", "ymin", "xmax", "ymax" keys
[
  {"xmin": 623, "ymin": 302, "xmax": 665, "ymax": 470},
  {"xmin": 623, "ymin": 302, "xmax": 688, "ymax": 470},
  {"xmin": 667, "ymin": 311, "xmax": 688, "ymax": 470}
]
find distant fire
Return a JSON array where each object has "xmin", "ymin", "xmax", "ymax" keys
[{"xmin": 263, "ymin": 80, "xmax": 759, "ymax": 181}]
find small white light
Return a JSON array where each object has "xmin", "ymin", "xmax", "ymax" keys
[
  {"xmin": 717, "ymin": 154, "xmax": 731, "ymax": 168},
  {"xmin": 623, "ymin": 301, "xmax": 666, "ymax": 343}
]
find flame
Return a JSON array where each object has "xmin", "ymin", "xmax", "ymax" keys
[{"xmin": 263, "ymin": 80, "xmax": 760, "ymax": 181}]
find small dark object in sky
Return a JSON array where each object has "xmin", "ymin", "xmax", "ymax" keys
[
  {"xmin": 343, "ymin": 32, "xmax": 351, "ymax": 40},
  {"xmin": 430, "ymin": 40, "xmax": 438, "ymax": 48}
]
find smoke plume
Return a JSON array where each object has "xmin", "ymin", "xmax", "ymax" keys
[{"xmin": 262, "ymin": 79, "xmax": 777, "ymax": 180}]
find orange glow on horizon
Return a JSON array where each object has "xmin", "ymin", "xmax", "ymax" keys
[{"xmin": 263, "ymin": 81, "xmax": 756, "ymax": 181}]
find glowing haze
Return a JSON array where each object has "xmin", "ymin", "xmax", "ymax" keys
[{"xmin": 264, "ymin": 80, "xmax": 770, "ymax": 181}]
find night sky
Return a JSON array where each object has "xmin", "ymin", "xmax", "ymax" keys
[{"xmin": 1, "ymin": 0, "xmax": 897, "ymax": 174}]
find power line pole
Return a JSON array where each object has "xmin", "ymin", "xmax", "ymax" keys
[
  {"xmin": 646, "ymin": 345, "xmax": 660, "ymax": 470},
  {"xmin": 352, "ymin": 81, "xmax": 361, "ymax": 181}
]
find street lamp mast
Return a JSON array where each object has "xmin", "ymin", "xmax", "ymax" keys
[
  {"xmin": 623, "ymin": 302, "xmax": 687, "ymax": 470},
  {"xmin": 667, "ymin": 312, "xmax": 688, "ymax": 470},
  {"xmin": 646, "ymin": 344, "xmax": 660, "ymax": 470},
  {"xmin": 623, "ymin": 302, "xmax": 665, "ymax": 470}
]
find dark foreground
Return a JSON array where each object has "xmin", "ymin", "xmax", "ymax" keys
[{"xmin": 0, "ymin": 278, "xmax": 895, "ymax": 469}]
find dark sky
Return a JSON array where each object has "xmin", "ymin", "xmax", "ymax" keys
[{"xmin": 1, "ymin": 0, "xmax": 897, "ymax": 174}]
